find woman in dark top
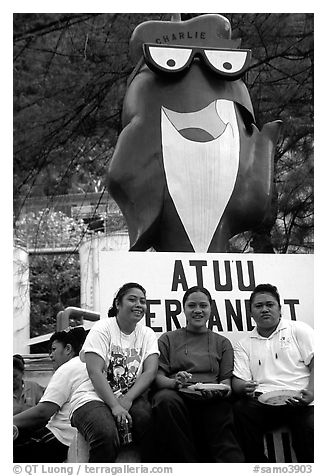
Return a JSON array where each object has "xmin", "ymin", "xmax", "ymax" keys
[{"xmin": 152, "ymin": 286, "xmax": 244, "ymax": 462}]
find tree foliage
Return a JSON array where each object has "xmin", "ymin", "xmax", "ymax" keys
[
  {"xmin": 15, "ymin": 210, "xmax": 88, "ymax": 337},
  {"xmin": 226, "ymin": 13, "xmax": 313, "ymax": 253},
  {"xmin": 13, "ymin": 13, "xmax": 169, "ymax": 201},
  {"xmin": 13, "ymin": 13, "xmax": 313, "ymax": 253}
]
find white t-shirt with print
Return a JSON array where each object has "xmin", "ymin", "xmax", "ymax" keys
[
  {"xmin": 69, "ymin": 317, "xmax": 159, "ymax": 416},
  {"xmin": 39, "ymin": 356, "xmax": 88, "ymax": 446}
]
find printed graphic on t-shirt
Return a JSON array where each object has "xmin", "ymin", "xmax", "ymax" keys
[{"xmin": 106, "ymin": 344, "xmax": 142, "ymax": 395}]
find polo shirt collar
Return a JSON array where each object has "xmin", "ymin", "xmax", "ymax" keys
[{"xmin": 250, "ymin": 318, "xmax": 287, "ymax": 340}]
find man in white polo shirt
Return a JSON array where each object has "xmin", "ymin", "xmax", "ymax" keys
[{"xmin": 232, "ymin": 283, "xmax": 313, "ymax": 462}]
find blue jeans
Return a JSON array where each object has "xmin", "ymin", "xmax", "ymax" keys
[{"xmin": 71, "ymin": 394, "xmax": 154, "ymax": 463}]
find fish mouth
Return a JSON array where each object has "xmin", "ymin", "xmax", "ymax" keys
[
  {"xmin": 162, "ymin": 100, "xmax": 228, "ymax": 142},
  {"xmin": 161, "ymin": 98, "xmax": 240, "ymax": 253}
]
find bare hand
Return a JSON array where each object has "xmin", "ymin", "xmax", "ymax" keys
[
  {"xmin": 286, "ymin": 389, "xmax": 314, "ymax": 406},
  {"xmin": 175, "ymin": 371, "xmax": 192, "ymax": 388},
  {"xmin": 243, "ymin": 380, "xmax": 258, "ymax": 397},
  {"xmin": 111, "ymin": 403, "xmax": 132, "ymax": 425}
]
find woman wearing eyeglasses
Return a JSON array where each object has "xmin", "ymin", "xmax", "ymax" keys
[{"xmin": 70, "ymin": 282, "xmax": 159, "ymax": 463}]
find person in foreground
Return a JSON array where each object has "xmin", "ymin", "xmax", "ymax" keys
[
  {"xmin": 232, "ymin": 283, "xmax": 314, "ymax": 462},
  {"xmin": 70, "ymin": 282, "xmax": 159, "ymax": 463},
  {"xmin": 152, "ymin": 286, "xmax": 244, "ymax": 462},
  {"xmin": 13, "ymin": 327, "xmax": 87, "ymax": 462},
  {"xmin": 13, "ymin": 354, "xmax": 44, "ymax": 415}
]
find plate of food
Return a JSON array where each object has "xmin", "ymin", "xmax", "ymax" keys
[
  {"xmin": 258, "ymin": 390, "xmax": 301, "ymax": 406},
  {"xmin": 187, "ymin": 383, "xmax": 230, "ymax": 391},
  {"xmin": 179, "ymin": 382, "xmax": 230, "ymax": 400}
]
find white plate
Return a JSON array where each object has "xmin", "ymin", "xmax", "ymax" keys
[
  {"xmin": 187, "ymin": 383, "xmax": 230, "ymax": 391},
  {"xmin": 258, "ymin": 390, "xmax": 301, "ymax": 406},
  {"xmin": 179, "ymin": 383, "xmax": 230, "ymax": 400}
]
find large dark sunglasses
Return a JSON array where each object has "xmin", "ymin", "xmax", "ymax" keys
[{"xmin": 143, "ymin": 43, "xmax": 251, "ymax": 79}]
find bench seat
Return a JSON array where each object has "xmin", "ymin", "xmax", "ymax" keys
[{"xmin": 67, "ymin": 426, "xmax": 297, "ymax": 463}]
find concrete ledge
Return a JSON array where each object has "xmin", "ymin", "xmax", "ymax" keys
[{"xmin": 67, "ymin": 431, "xmax": 141, "ymax": 463}]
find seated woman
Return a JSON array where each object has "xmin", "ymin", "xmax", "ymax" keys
[
  {"xmin": 13, "ymin": 327, "xmax": 87, "ymax": 463},
  {"xmin": 70, "ymin": 282, "xmax": 159, "ymax": 463},
  {"xmin": 152, "ymin": 286, "xmax": 244, "ymax": 463}
]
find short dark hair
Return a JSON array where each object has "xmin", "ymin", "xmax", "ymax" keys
[
  {"xmin": 182, "ymin": 286, "xmax": 213, "ymax": 308},
  {"xmin": 249, "ymin": 283, "xmax": 281, "ymax": 308},
  {"xmin": 49, "ymin": 327, "xmax": 87, "ymax": 356},
  {"xmin": 108, "ymin": 282, "xmax": 146, "ymax": 317},
  {"xmin": 13, "ymin": 355, "xmax": 25, "ymax": 372}
]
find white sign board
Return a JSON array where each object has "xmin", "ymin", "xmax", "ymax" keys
[{"xmin": 99, "ymin": 252, "xmax": 313, "ymax": 345}]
